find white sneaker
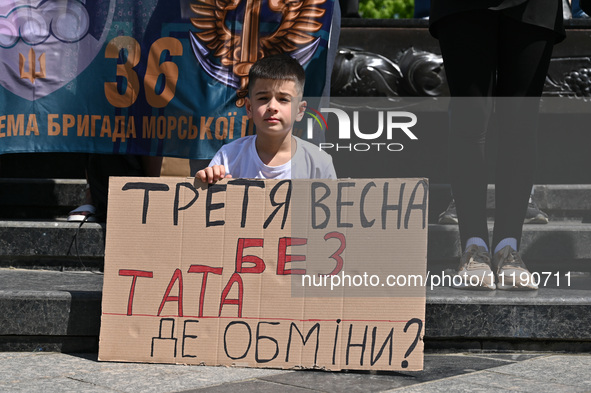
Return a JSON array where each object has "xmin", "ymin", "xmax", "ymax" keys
[
  {"xmin": 453, "ymin": 244, "xmax": 496, "ymax": 290},
  {"xmin": 67, "ymin": 204, "xmax": 97, "ymax": 222}
]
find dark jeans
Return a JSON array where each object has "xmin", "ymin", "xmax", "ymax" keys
[
  {"xmin": 435, "ymin": 10, "xmax": 555, "ymax": 250},
  {"xmin": 87, "ymin": 154, "xmax": 144, "ymax": 221}
]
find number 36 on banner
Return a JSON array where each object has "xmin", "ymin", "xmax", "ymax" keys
[{"xmin": 104, "ymin": 36, "xmax": 183, "ymax": 109}]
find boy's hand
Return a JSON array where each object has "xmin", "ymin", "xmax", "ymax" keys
[{"xmin": 196, "ymin": 165, "xmax": 232, "ymax": 184}]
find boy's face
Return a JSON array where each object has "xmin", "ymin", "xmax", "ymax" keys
[{"xmin": 245, "ymin": 78, "xmax": 306, "ymax": 139}]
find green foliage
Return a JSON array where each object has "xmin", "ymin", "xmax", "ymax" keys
[{"xmin": 358, "ymin": 0, "xmax": 414, "ymax": 19}]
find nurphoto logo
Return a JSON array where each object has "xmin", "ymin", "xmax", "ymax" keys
[{"xmin": 305, "ymin": 108, "xmax": 418, "ymax": 152}]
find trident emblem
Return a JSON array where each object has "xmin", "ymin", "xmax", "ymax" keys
[
  {"xmin": 190, "ymin": 0, "xmax": 326, "ymax": 107},
  {"xmin": 19, "ymin": 48, "xmax": 47, "ymax": 83}
]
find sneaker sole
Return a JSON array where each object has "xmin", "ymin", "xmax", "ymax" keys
[
  {"xmin": 452, "ymin": 274, "xmax": 496, "ymax": 290},
  {"xmin": 438, "ymin": 216, "xmax": 459, "ymax": 225},
  {"xmin": 452, "ymin": 282, "xmax": 496, "ymax": 290},
  {"xmin": 523, "ymin": 215, "xmax": 549, "ymax": 224},
  {"xmin": 67, "ymin": 214, "xmax": 97, "ymax": 223},
  {"xmin": 496, "ymin": 272, "xmax": 539, "ymax": 290},
  {"xmin": 496, "ymin": 283, "xmax": 538, "ymax": 290}
]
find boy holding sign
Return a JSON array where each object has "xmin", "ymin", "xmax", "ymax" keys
[{"xmin": 196, "ymin": 55, "xmax": 336, "ymax": 182}]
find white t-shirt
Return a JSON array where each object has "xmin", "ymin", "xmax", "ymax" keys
[{"xmin": 209, "ymin": 135, "xmax": 336, "ymax": 179}]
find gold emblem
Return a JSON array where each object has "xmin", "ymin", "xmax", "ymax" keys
[
  {"xmin": 19, "ymin": 48, "xmax": 46, "ymax": 83},
  {"xmin": 190, "ymin": 0, "xmax": 326, "ymax": 107}
]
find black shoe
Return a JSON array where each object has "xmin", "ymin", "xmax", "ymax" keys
[
  {"xmin": 493, "ymin": 246, "xmax": 538, "ymax": 290},
  {"xmin": 438, "ymin": 200, "xmax": 458, "ymax": 225},
  {"xmin": 524, "ymin": 201, "xmax": 549, "ymax": 224}
]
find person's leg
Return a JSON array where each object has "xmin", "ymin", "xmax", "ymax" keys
[
  {"xmin": 572, "ymin": 0, "xmax": 589, "ymax": 18},
  {"xmin": 87, "ymin": 154, "xmax": 144, "ymax": 221},
  {"xmin": 493, "ymin": 17, "xmax": 555, "ymax": 251},
  {"xmin": 435, "ymin": 10, "xmax": 498, "ymax": 250}
]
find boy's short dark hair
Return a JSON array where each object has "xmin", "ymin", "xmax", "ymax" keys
[{"xmin": 248, "ymin": 54, "xmax": 306, "ymax": 95}]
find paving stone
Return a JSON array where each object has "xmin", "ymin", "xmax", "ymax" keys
[
  {"xmin": 0, "ymin": 351, "xmax": 37, "ymax": 360},
  {"xmin": 75, "ymin": 366, "xmax": 288, "ymax": 393},
  {"xmin": 260, "ymin": 370, "xmax": 417, "ymax": 392},
  {"xmin": 1, "ymin": 352, "xmax": 590, "ymax": 392},
  {"xmin": 1, "ymin": 352, "xmax": 132, "ymax": 381},
  {"xmin": 441, "ymin": 369, "xmax": 589, "ymax": 393},
  {"xmin": 180, "ymin": 379, "xmax": 320, "ymax": 393},
  {"xmin": 465, "ymin": 353, "xmax": 546, "ymax": 362},
  {"xmin": 483, "ymin": 355, "xmax": 591, "ymax": 389},
  {"xmin": 1, "ymin": 353, "xmax": 290, "ymax": 393},
  {"xmin": 382, "ymin": 355, "xmax": 591, "ymax": 393},
  {"xmin": 82, "ymin": 355, "xmax": 288, "ymax": 393},
  {"xmin": 0, "ymin": 376, "xmax": 117, "ymax": 393},
  {"xmin": 389, "ymin": 354, "xmax": 513, "ymax": 386},
  {"xmin": 381, "ymin": 376, "xmax": 518, "ymax": 393},
  {"xmin": 238, "ymin": 354, "xmax": 513, "ymax": 393}
]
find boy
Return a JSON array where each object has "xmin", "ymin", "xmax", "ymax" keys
[{"xmin": 196, "ymin": 54, "xmax": 336, "ymax": 183}]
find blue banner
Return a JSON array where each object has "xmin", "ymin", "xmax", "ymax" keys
[{"xmin": 0, "ymin": 0, "xmax": 335, "ymax": 159}]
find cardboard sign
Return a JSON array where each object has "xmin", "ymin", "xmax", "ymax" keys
[{"xmin": 98, "ymin": 177, "xmax": 428, "ymax": 371}]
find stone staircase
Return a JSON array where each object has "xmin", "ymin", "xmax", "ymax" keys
[
  {"xmin": 1, "ymin": 176, "xmax": 590, "ymax": 353},
  {"xmin": 0, "ymin": 179, "xmax": 104, "ymax": 271},
  {"xmin": 2, "ymin": 18, "xmax": 591, "ymax": 354},
  {"xmin": 430, "ymin": 184, "xmax": 591, "ymax": 352}
]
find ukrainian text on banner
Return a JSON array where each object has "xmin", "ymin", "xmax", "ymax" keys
[{"xmin": 0, "ymin": 0, "xmax": 334, "ymax": 159}]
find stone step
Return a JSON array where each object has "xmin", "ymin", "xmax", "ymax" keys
[
  {"xmin": 0, "ymin": 179, "xmax": 86, "ymax": 219},
  {"xmin": 0, "ymin": 269, "xmax": 102, "ymax": 352},
  {"xmin": 2, "ymin": 220, "xmax": 591, "ymax": 270},
  {"xmin": 429, "ymin": 222, "xmax": 591, "ymax": 261},
  {"xmin": 429, "ymin": 184, "xmax": 591, "ymax": 223},
  {"xmin": 0, "ymin": 153, "xmax": 87, "ymax": 179},
  {"xmin": 1, "ymin": 268, "xmax": 589, "ymax": 353},
  {"xmin": 0, "ymin": 179, "xmax": 589, "ymax": 222},
  {"xmin": 425, "ymin": 282, "xmax": 591, "ymax": 352},
  {"xmin": 0, "ymin": 220, "xmax": 104, "ymax": 270}
]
